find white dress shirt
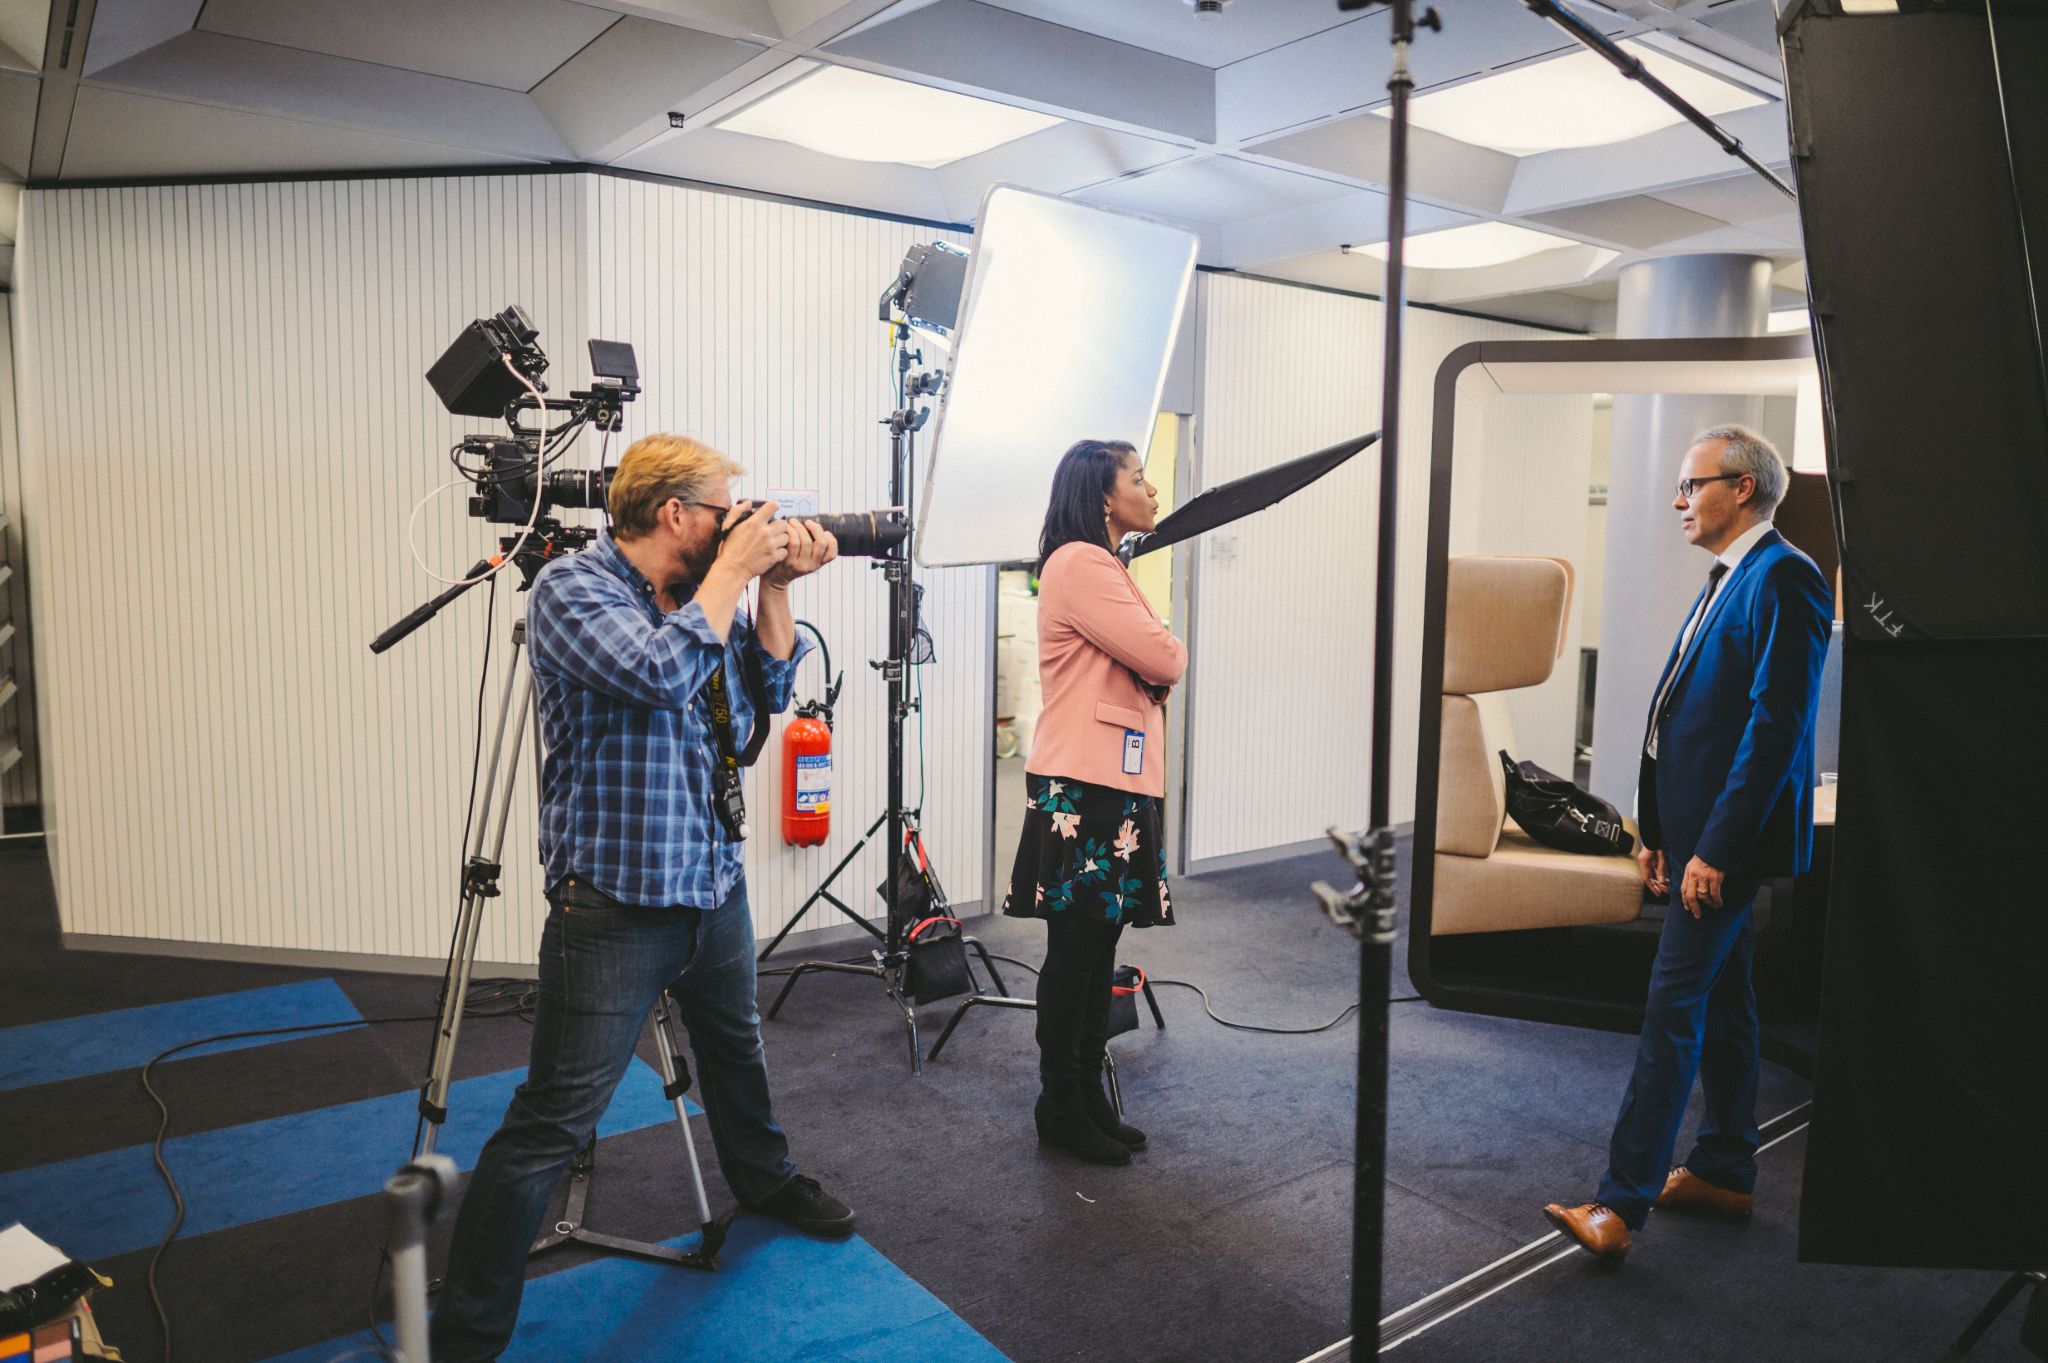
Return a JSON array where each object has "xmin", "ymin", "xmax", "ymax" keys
[{"xmin": 1647, "ymin": 519, "xmax": 1774, "ymax": 760}]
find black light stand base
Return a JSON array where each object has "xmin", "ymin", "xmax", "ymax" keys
[
  {"xmin": 755, "ymin": 812, "xmax": 891, "ymax": 963},
  {"xmin": 1938, "ymin": 1270, "xmax": 2048, "ymax": 1362},
  {"xmin": 926, "ymin": 980, "xmax": 1168, "ymax": 1061},
  {"xmin": 767, "ymin": 954, "xmax": 922, "ymax": 1073},
  {"xmin": 529, "ymin": 1139, "xmax": 731, "ymax": 1271}
]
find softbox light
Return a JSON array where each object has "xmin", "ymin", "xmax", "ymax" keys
[{"xmin": 914, "ymin": 184, "xmax": 1197, "ymax": 568}]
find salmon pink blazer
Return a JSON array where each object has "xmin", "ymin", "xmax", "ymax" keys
[{"xmin": 1025, "ymin": 542, "xmax": 1188, "ymax": 797}]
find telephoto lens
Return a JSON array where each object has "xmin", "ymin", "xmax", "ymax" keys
[{"xmin": 802, "ymin": 510, "xmax": 908, "ymax": 559}]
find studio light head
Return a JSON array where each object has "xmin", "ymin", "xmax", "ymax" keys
[{"xmin": 879, "ymin": 241, "xmax": 969, "ymax": 338}]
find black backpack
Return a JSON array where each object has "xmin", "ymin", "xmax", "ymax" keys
[{"xmin": 1498, "ymin": 750, "xmax": 1635, "ymax": 857}]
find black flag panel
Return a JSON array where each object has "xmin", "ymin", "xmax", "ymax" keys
[{"xmin": 1786, "ymin": 0, "xmax": 2048, "ymax": 1268}]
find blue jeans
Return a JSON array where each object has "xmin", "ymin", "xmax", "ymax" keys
[
  {"xmin": 1595, "ymin": 879, "xmax": 1761, "ymax": 1229},
  {"xmin": 429, "ymin": 877, "xmax": 796, "ymax": 1362}
]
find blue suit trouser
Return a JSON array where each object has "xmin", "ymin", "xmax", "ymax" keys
[{"xmin": 1595, "ymin": 880, "xmax": 1761, "ymax": 1229}]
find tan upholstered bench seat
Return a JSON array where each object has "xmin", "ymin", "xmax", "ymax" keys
[{"xmin": 1432, "ymin": 817, "xmax": 1644, "ymax": 936}]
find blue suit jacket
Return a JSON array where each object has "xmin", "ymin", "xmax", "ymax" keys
[{"xmin": 1636, "ymin": 528, "xmax": 1833, "ymax": 881}]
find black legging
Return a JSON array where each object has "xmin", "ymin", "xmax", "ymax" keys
[{"xmin": 1036, "ymin": 910, "xmax": 1124, "ymax": 1085}]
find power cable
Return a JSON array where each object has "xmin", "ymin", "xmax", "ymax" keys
[{"xmin": 978, "ymin": 952, "xmax": 1419, "ymax": 1033}]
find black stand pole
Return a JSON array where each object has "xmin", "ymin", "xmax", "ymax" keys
[
  {"xmin": 764, "ymin": 344, "xmax": 1006, "ymax": 1072},
  {"xmin": 1312, "ymin": 2, "xmax": 1437, "ymax": 1356}
]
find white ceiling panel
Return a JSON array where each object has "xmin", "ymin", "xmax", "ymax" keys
[
  {"xmin": 0, "ymin": 72, "xmax": 36, "ymax": 178},
  {"xmin": 85, "ymin": 0, "xmax": 201, "ymax": 76},
  {"xmin": 1074, "ymin": 155, "xmax": 1353, "ymax": 227},
  {"xmin": 92, "ymin": 32, "xmax": 574, "ymax": 162},
  {"xmin": 932, "ymin": 122, "xmax": 1191, "ymax": 220},
  {"xmin": 616, "ymin": 123, "xmax": 951, "ymax": 221},
  {"xmin": 197, "ymin": 0, "xmax": 621, "ymax": 93},
  {"xmin": 1653, "ymin": 172, "xmax": 1802, "ymax": 225},
  {"xmin": 60, "ymin": 86, "xmax": 533, "ymax": 179},
  {"xmin": 972, "ymin": 0, "xmax": 1360, "ymax": 70},
  {"xmin": 0, "ymin": 0, "xmax": 48, "ymax": 73},
  {"xmin": 530, "ymin": 16, "xmax": 765, "ymax": 162},
  {"xmin": 1526, "ymin": 195, "xmax": 1726, "ymax": 250},
  {"xmin": 1216, "ymin": 2, "xmax": 1591, "ymax": 145}
]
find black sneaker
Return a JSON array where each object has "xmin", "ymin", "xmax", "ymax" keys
[{"xmin": 748, "ymin": 1174, "xmax": 856, "ymax": 1237}]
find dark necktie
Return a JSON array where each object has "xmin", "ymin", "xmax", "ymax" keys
[{"xmin": 1648, "ymin": 561, "xmax": 1730, "ymax": 755}]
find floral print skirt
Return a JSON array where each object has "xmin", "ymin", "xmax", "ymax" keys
[{"xmin": 1002, "ymin": 773, "xmax": 1175, "ymax": 929}]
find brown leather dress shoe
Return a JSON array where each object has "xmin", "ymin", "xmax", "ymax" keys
[
  {"xmin": 1654, "ymin": 1166, "xmax": 1755, "ymax": 1218},
  {"xmin": 1544, "ymin": 1201, "xmax": 1631, "ymax": 1259}
]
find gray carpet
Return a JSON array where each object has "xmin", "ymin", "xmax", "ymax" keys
[{"xmin": 1, "ymin": 841, "xmax": 2036, "ymax": 1363}]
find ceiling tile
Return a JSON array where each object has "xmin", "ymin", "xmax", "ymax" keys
[
  {"xmin": 1653, "ymin": 173, "xmax": 1801, "ymax": 225},
  {"xmin": 59, "ymin": 86, "xmax": 533, "ymax": 178},
  {"xmin": 616, "ymin": 124, "xmax": 952, "ymax": 222},
  {"xmin": 531, "ymin": 16, "xmax": 763, "ymax": 162},
  {"xmin": 1526, "ymin": 195, "xmax": 1725, "ymax": 250},
  {"xmin": 197, "ymin": 0, "xmax": 620, "ymax": 92},
  {"xmin": 0, "ymin": 73, "xmax": 36, "ymax": 179},
  {"xmin": 1695, "ymin": 0, "xmax": 1781, "ymax": 55},
  {"xmin": 1073, "ymin": 155, "xmax": 1353, "ymax": 227},
  {"xmin": 971, "ymin": 0, "xmax": 1358, "ymax": 70},
  {"xmin": 92, "ymin": 32, "xmax": 574, "ymax": 162},
  {"xmin": 0, "ymin": 0, "xmax": 48, "ymax": 73},
  {"xmin": 86, "ymin": 0, "xmax": 201, "ymax": 76}
]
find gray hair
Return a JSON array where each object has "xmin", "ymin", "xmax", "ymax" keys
[{"xmin": 1694, "ymin": 423, "xmax": 1787, "ymax": 518}]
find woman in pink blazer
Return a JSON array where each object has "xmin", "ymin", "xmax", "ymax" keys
[{"xmin": 1002, "ymin": 439, "xmax": 1187, "ymax": 1166}]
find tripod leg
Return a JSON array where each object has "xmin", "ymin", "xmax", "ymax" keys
[
  {"xmin": 421, "ymin": 641, "xmax": 537, "ymax": 1157},
  {"xmin": 417, "ymin": 888, "xmax": 487, "ymax": 1157},
  {"xmin": 649, "ymin": 996, "xmax": 715, "ymax": 1231},
  {"xmin": 1105, "ymin": 1053, "xmax": 1125, "ymax": 1119}
]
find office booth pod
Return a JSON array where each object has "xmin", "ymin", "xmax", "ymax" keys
[{"xmin": 1407, "ymin": 335, "xmax": 1830, "ymax": 1068}]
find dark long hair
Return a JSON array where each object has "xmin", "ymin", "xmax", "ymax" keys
[{"xmin": 1037, "ymin": 439, "xmax": 1136, "ymax": 575}]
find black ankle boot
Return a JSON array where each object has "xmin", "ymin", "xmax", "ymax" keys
[
  {"xmin": 1035, "ymin": 1087, "xmax": 1132, "ymax": 1165},
  {"xmin": 1076, "ymin": 1057, "xmax": 1147, "ymax": 1150}
]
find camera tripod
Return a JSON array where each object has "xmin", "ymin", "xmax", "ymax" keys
[
  {"xmin": 760, "ymin": 342, "xmax": 1004, "ymax": 1074},
  {"xmin": 412, "ymin": 617, "xmax": 728, "ymax": 1273}
]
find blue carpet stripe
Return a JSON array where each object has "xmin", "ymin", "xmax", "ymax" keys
[
  {"xmin": 0, "ymin": 1060, "xmax": 690, "ymax": 1264},
  {"xmin": 263, "ymin": 1217, "xmax": 1011, "ymax": 1363},
  {"xmin": 0, "ymin": 980, "xmax": 364, "ymax": 1091}
]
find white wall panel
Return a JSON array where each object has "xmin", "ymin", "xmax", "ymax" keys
[
  {"xmin": 17, "ymin": 172, "xmax": 986, "ymax": 966},
  {"xmin": 1184, "ymin": 274, "xmax": 1587, "ymax": 863}
]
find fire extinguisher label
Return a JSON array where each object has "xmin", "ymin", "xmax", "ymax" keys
[{"xmin": 795, "ymin": 754, "xmax": 831, "ymax": 813}]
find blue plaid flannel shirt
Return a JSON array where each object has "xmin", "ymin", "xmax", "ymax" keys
[{"xmin": 526, "ymin": 533, "xmax": 807, "ymax": 908}]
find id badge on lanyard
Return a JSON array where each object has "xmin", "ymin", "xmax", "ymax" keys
[{"xmin": 1122, "ymin": 729, "xmax": 1144, "ymax": 776}]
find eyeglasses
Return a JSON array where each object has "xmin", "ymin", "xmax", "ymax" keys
[
  {"xmin": 1675, "ymin": 473, "xmax": 1746, "ymax": 500},
  {"xmin": 675, "ymin": 499, "xmax": 732, "ymax": 520}
]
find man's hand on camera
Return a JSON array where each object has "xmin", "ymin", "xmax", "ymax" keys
[
  {"xmin": 716, "ymin": 501, "xmax": 790, "ymax": 581},
  {"xmin": 765, "ymin": 518, "xmax": 838, "ymax": 588}
]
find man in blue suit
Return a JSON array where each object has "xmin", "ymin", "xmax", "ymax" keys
[{"xmin": 1546, "ymin": 425, "xmax": 1832, "ymax": 1259}]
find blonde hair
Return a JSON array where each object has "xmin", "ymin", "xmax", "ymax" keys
[{"xmin": 607, "ymin": 434, "xmax": 743, "ymax": 539}]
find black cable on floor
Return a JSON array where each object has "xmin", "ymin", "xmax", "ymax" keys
[{"xmin": 979, "ymin": 952, "xmax": 1421, "ymax": 1032}]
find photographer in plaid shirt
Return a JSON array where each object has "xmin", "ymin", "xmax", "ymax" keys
[{"xmin": 431, "ymin": 433, "xmax": 852, "ymax": 1362}]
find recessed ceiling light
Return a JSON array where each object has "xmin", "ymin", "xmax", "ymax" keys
[
  {"xmin": 1840, "ymin": 0, "xmax": 1899, "ymax": 12},
  {"xmin": 715, "ymin": 63, "xmax": 1062, "ymax": 169},
  {"xmin": 1381, "ymin": 40, "xmax": 1769, "ymax": 157},
  {"xmin": 1351, "ymin": 222, "xmax": 1581, "ymax": 271}
]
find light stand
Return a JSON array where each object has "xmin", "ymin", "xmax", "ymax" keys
[
  {"xmin": 763, "ymin": 336, "xmax": 1003, "ymax": 1073},
  {"xmin": 1310, "ymin": 1, "xmax": 1437, "ymax": 1357}
]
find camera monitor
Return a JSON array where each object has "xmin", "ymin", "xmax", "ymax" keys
[{"xmin": 915, "ymin": 185, "xmax": 1197, "ymax": 567}]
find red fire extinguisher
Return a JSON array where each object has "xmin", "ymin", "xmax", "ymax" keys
[{"xmin": 782, "ymin": 622, "xmax": 841, "ymax": 847}]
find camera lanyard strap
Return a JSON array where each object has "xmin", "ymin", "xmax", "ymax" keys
[{"xmin": 704, "ymin": 652, "xmax": 772, "ymax": 841}]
